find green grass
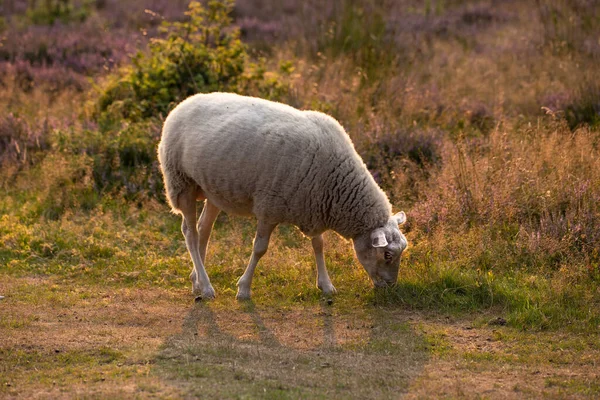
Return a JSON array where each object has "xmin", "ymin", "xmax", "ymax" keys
[
  {"xmin": 2, "ymin": 190, "xmax": 599, "ymax": 333},
  {"xmin": 0, "ymin": 346, "xmax": 127, "ymax": 389},
  {"xmin": 2, "ymin": 164, "xmax": 599, "ymax": 398},
  {"xmin": 2, "ymin": 0, "xmax": 600, "ymax": 397}
]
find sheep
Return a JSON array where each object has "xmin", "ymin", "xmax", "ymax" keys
[{"xmin": 157, "ymin": 92, "xmax": 408, "ymax": 300}]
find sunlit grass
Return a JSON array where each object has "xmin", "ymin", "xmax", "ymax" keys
[
  {"xmin": 2, "ymin": 0, "xmax": 600, "ymax": 397},
  {"xmin": 2, "ymin": 189, "xmax": 599, "ymax": 333}
]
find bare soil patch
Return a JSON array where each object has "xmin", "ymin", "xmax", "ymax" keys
[
  {"xmin": 156, "ymin": 301, "xmax": 428, "ymax": 398},
  {"xmin": 2, "ymin": 276, "xmax": 598, "ymax": 399}
]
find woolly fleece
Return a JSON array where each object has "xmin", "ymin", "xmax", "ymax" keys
[{"xmin": 158, "ymin": 92, "xmax": 392, "ymax": 239}]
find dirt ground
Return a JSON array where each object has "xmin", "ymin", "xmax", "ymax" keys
[{"xmin": 1, "ymin": 276, "xmax": 598, "ymax": 399}]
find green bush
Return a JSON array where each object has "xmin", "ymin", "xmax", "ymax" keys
[
  {"xmin": 96, "ymin": 0, "xmax": 289, "ymax": 123},
  {"xmin": 26, "ymin": 0, "xmax": 93, "ymax": 25},
  {"xmin": 52, "ymin": 121, "xmax": 163, "ymax": 201},
  {"xmin": 81, "ymin": 0, "xmax": 290, "ymax": 200}
]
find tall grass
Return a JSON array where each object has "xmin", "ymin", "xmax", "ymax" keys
[{"xmin": 413, "ymin": 120, "xmax": 600, "ymax": 268}]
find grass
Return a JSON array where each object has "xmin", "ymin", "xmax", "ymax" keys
[
  {"xmin": 1, "ymin": 200, "xmax": 599, "ymax": 398},
  {"xmin": 2, "ymin": 0, "xmax": 600, "ymax": 397},
  {"xmin": 155, "ymin": 300, "xmax": 427, "ymax": 398},
  {"xmin": 3, "ymin": 186, "xmax": 597, "ymax": 332}
]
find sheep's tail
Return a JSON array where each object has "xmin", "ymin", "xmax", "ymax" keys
[{"xmin": 157, "ymin": 139, "xmax": 191, "ymax": 215}]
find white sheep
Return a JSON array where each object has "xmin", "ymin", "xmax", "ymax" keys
[{"xmin": 157, "ymin": 92, "xmax": 408, "ymax": 300}]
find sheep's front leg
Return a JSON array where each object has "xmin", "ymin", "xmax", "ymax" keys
[
  {"xmin": 312, "ymin": 234, "xmax": 337, "ymax": 296},
  {"xmin": 180, "ymin": 189, "xmax": 215, "ymax": 299},
  {"xmin": 236, "ymin": 220, "xmax": 277, "ymax": 300}
]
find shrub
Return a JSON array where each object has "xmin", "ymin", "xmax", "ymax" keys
[
  {"xmin": 0, "ymin": 112, "xmax": 51, "ymax": 168},
  {"xmin": 4, "ymin": 151, "xmax": 101, "ymax": 220},
  {"xmin": 51, "ymin": 120, "xmax": 163, "ymax": 201},
  {"xmin": 96, "ymin": 0, "xmax": 289, "ymax": 123},
  {"xmin": 564, "ymin": 80, "xmax": 600, "ymax": 129},
  {"xmin": 364, "ymin": 127, "xmax": 442, "ymax": 204},
  {"xmin": 79, "ymin": 0, "xmax": 290, "ymax": 200},
  {"xmin": 26, "ymin": 0, "xmax": 93, "ymax": 25}
]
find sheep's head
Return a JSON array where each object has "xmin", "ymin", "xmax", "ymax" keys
[{"xmin": 353, "ymin": 211, "xmax": 408, "ymax": 287}]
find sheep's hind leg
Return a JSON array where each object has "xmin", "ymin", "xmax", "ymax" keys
[
  {"xmin": 197, "ymin": 200, "xmax": 220, "ymax": 264},
  {"xmin": 236, "ymin": 220, "xmax": 277, "ymax": 300},
  {"xmin": 312, "ymin": 234, "xmax": 337, "ymax": 296},
  {"xmin": 179, "ymin": 187, "xmax": 215, "ymax": 299}
]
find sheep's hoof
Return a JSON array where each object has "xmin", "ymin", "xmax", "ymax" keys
[
  {"xmin": 203, "ymin": 287, "xmax": 216, "ymax": 299},
  {"xmin": 318, "ymin": 283, "xmax": 337, "ymax": 296},
  {"xmin": 192, "ymin": 285, "xmax": 216, "ymax": 300},
  {"xmin": 236, "ymin": 289, "xmax": 251, "ymax": 301}
]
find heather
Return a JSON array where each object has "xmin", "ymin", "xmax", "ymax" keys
[{"xmin": 1, "ymin": 1, "xmax": 600, "ymax": 397}]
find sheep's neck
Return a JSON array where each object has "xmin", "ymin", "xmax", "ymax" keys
[{"xmin": 322, "ymin": 164, "xmax": 391, "ymax": 239}]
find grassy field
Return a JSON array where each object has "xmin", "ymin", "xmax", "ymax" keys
[{"xmin": 2, "ymin": 0, "xmax": 600, "ymax": 398}]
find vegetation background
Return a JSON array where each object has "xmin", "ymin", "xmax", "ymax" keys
[{"xmin": 1, "ymin": 0, "xmax": 599, "ymax": 398}]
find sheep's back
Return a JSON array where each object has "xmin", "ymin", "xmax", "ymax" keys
[{"xmin": 161, "ymin": 93, "xmax": 341, "ymax": 223}]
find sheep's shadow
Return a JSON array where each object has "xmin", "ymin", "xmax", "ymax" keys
[
  {"xmin": 179, "ymin": 300, "xmax": 223, "ymax": 339},
  {"xmin": 320, "ymin": 302, "xmax": 337, "ymax": 348},
  {"xmin": 156, "ymin": 297, "xmax": 428, "ymax": 398},
  {"xmin": 238, "ymin": 300, "xmax": 282, "ymax": 348}
]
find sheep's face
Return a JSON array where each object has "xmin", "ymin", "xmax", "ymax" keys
[{"xmin": 353, "ymin": 211, "xmax": 408, "ymax": 287}]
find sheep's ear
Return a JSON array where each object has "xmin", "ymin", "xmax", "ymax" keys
[
  {"xmin": 371, "ymin": 229, "xmax": 388, "ymax": 248},
  {"xmin": 393, "ymin": 211, "xmax": 407, "ymax": 225}
]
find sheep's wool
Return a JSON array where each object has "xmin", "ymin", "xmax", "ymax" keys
[{"xmin": 158, "ymin": 93, "xmax": 391, "ymax": 239}]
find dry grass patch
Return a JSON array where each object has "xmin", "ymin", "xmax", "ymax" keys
[
  {"xmin": 0, "ymin": 274, "xmax": 430, "ymax": 399},
  {"xmin": 406, "ymin": 318, "xmax": 600, "ymax": 399},
  {"xmin": 2, "ymin": 273, "xmax": 599, "ymax": 399},
  {"xmin": 156, "ymin": 301, "xmax": 428, "ymax": 399},
  {"xmin": 0, "ymin": 276, "xmax": 187, "ymax": 398}
]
